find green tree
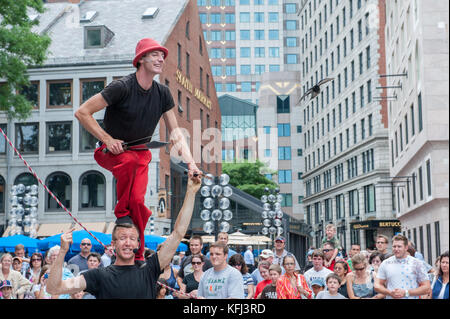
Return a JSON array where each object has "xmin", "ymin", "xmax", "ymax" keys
[
  {"xmin": 222, "ymin": 160, "xmax": 279, "ymax": 199},
  {"xmin": 0, "ymin": 0, "xmax": 51, "ymax": 120}
]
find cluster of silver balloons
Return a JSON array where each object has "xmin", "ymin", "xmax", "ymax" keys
[
  {"xmin": 8, "ymin": 184, "xmax": 39, "ymax": 237},
  {"xmin": 200, "ymin": 173, "xmax": 233, "ymax": 234},
  {"xmin": 261, "ymin": 189, "xmax": 284, "ymax": 236}
]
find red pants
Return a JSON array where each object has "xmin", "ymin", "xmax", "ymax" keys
[{"xmin": 94, "ymin": 145, "xmax": 152, "ymax": 260}]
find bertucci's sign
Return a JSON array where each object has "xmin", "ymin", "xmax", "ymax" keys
[{"xmin": 175, "ymin": 69, "xmax": 212, "ymax": 110}]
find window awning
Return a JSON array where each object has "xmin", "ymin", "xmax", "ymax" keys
[
  {"xmin": 36, "ymin": 223, "xmax": 72, "ymax": 237},
  {"xmin": 104, "ymin": 222, "xmax": 115, "ymax": 234}
]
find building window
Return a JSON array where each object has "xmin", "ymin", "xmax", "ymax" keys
[
  {"xmin": 0, "ymin": 124, "xmax": 6, "ymax": 154},
  {"xmin": 286, "ymin": 54, "xmax": 298, "ymax": 64},
  {"xmin": 47, "ymin": 80, "xmax": 73, "ymax": 108},
  {"xmin": 240, "ymin": 65, "xmax": 251, "ymax": 75},
  {"xmin": 20, "ymin": 81, "xmax": 40, "ymax": 109},
  {"xmin": 435, "ymin": 221, "xmax": 441, "ymax": 257},
  {"xmin": 255, "ymin": 64, "xmax": 265, "ymax": 75},
  {"xmin": 240, "ymin": 82, "xmax": 251, "ymax": 92},
  {"xmin": 418, "ymin": 166, "xmax": 424, "ymax": 201},
  {"xmin": 336, "ymin": 194, "xmax": 345, "ymax": 219},
  {"xmin": 81, "ymin": 78, "xmax": 105, "ymax": 103},
  {"xmin": 268, "ymin": 29, "xmax": 279, "ymax": 40},
  {"xmin": 47, "ymin": 122, "xmax": 72, "ymax": 153},
  {"xmin": 364, "ymin": 184, "xmax": 376, "ymax": 214},
  {"xmin": 277, "ymin": 95, "xmax": 290, "ymax": 113},
  {"xmin": 426, "ymin": 224, "xmax": 432, "ymax": 264},
  {"xmin": 426, "ymin": 159, "xmax": 432, "ymax": 196},
  {"xmin": 268, "ymin": 12, "xmax": 278, "ymax": 22},
  {"xmin": 46, "ymin": 172, "xmax": 71, "ymax": 211},
  {"xmin": 278, "ymin": 170, "xmax": 292, "ymax": 183},
  {"xmin": 15, "ymin": 123, "xmax": 39, "ymax": 154},
  {"xmin": 281, "ymin": 193, "xmax": 292, "ymax": 207},
  {"xmin": 278, "ymin": 146, "xmax": 291, "ymax": 160},
  {"xmin": 80, "ymin": 120, "xmax": 104, "ymax": 152},
  {"xmin": 254, "ymin": 30, "xmax": 264, "ymax": 40},
  {"xmin": 225, "ymin": 13, "xmax": 235, "ymax": 23},
  {"xmin": 0, "ymin": 175, "xmax": 4, "ymax": 214},
  {"xmin": 349, "ymin": 189, "xmax": 359, "ymax": 216},
  {"xmin": 418, "ymin": 93, "xmax": 423, "ymax": 132},
  {"xmin": 277, "ymin": 123, "xmax": 290, "ymax": 137},
  {"xmin": 14, "ymin": 173, "xmax": 38, "ymax": 188},
  {"xmin": 79, "ymin": 171, "xmax": 106, "ymax": 209}
]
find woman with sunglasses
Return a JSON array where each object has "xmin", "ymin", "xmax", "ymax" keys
[
  {"xmin": 24, "ymin": 253, "xmax": 43, "ymax": 299},
  {"xmin": 347, "ymin": 253, "xmax": 384, "ymax": 299},
  {"xmin": 229, "ymin": 254, "xmax": 255, "ymax": 299},
  {"xmin": 176, "ymin": 254, "xmax": 205, "ymax": 299}
]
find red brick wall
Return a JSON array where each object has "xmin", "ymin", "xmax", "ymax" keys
[{"xmin": 159, "ymin": 0, "xmax": 222, "ymax": 218}]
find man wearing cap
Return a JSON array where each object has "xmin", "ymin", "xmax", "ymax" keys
[
  {"xmin": 251, "ymin": 249, "xmax": 284, "ymax": 284},
  {"xmin": 272, "ymin": 236, "xmax": 301, "ymax": 272},
  {"xmin": 0, "ymin": 280, "xmax": 14, "ymax": 299},
  {"xmin": 75, "ymin": 38, "xmax": 202, "ymax": 262}
]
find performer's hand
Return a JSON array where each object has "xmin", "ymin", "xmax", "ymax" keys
[
  {"xmin": 60, "ymin": 228, "xmax": 75, "ymax": 253},
  {"xmin": 187, "ymin": 173, "xmax": 202, "ymax": 194},
  {"xmin": 187, "ymin": 162, "xmax": 202, "ymax": 184},
  {"xmin": 105, "ymin": 138, "xmax": 124, "ymax": 155}
]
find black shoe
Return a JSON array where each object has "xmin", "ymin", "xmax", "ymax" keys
[{"xmin": 115, "ymin": 215, "xmax": 133, "ymax": 225}]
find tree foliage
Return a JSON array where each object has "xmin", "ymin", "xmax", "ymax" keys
[
  {"xmin": 222, "ymin": 160, "xmax": 279, "ymax": 199},
  {"xmin": 0, "ymin": 0, "xmax": 51, "ymax": 120}
]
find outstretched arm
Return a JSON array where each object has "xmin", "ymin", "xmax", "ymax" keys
[
  {"xmin": 163, "ymin": 109, "xmax": 202, "ymax": 183},
  {"xmin": 158, "ymin": 178, "xmax": 201, "ymax": 269},
  {"xmin": 47, "ymin": 229, "xmax": 87, "ymax": 296}
]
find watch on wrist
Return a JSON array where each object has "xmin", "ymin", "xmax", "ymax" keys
[{"xmin": 405, "ymin": 290, "xmax": 409, "ymax": 298}]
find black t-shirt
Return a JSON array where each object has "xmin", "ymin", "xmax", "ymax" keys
[
  {"xmin": 182, "ymin": 273, "xmax": 200, "ymax": 293},
  {"xmin": 101, "ymin": 73, "xmax": 175, "ymax": 143},
  {"xmin": 260, "ymin": 284, "xmax": 277, "ymax": 299},
  {"xmin": 82, "ymin": 253, "xmax": 162, "ymax": 299}
]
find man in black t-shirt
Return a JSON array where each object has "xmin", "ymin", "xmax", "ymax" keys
[
  {"xmin": 74, "ymin": 38, "xmax": 201, "ymax": 261},
  {"xmin": 47, "ymin": 177, "xmax": 201, "ymax": 299}
]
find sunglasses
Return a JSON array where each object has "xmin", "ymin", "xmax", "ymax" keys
[
  {"xmin": 31, "ymin": 259, "xmax": 42, "ymax": 262},
  {"xmin": 191, "ymin": 261, "xmax": 203, "ymax": 265},
  {"xmin": 81, "ymin": 243, "xmax": 92, "ymax": 246},
  {"xmin": 354, "ymin": 267, "xmax": 366, "ymax": 271},
  {"xmin": 322, "ymin": 249, "xmax": 332, "ymax": 252}
]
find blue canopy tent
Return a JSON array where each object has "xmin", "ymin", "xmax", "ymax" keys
[
  {"xmin": 0, "ymin": 235, "xmax": 40, "ymax": 254},
  {"xmin": 37, "ymin": 230, "xmax": 112, "ymax": 257},
  {"xmin": 144, "ymin": 234, "xmax": 188, "ymax": 252}
]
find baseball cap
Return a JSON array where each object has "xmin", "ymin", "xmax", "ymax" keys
[
  {"xmin": 311, "ymin": 278, "xmax": 325, "ymax": 287},
  {"xmin": 12, "ymin": 256, "xmax": 22, "ymax": 263},
  {"xmin": 0, "ymin": 280, "xmax": 12, "ymax": 289},
  {"xmin": 260, "ymin": 249, "xmax": 274, "ymax": 259},
  {"xmin": 275, "ymin": 236, "xmax": 286, "ymax": 243}
]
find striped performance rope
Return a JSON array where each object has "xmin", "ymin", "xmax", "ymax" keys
[
  {"xmin": 157, "ymin": 280, "xmax": 197, "ymax": 299},
  {"xmin": 0, "ymin": 127, "xmax": 108, "ymax": 250}
]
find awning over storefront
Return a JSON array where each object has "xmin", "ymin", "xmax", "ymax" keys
[
  {"xmin": 104, "ymin": 222, "xmax": 115, "ymax": 234},
  {"xmin": 36, "ymin": 223, "xmax": 72, "ymax": 237},
  {"xmin": 73, "ymin": 222, "xmax": 107, "ymax": 233},
  {"xmin": 350, "ymin": 220, "xmax": 401, "ymax": 231}
]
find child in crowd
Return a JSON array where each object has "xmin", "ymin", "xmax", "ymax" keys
[
  {"xmin": 0, "ymin": 280, "xmax": 14, "ymax": 299},
  {"xmin": 258, "ymin": 264, "xmax": 282, "ymax": 299},
  {"xmin": 322, "ymin": 224, "xmax": 342, "ymax": 267},
  {"xmin": 316, "ymin": 273, "xmax": 347, "ymax": 299},
  {"xmin": 310, "ymin": 278, "xmax": 325, "ymax": 298}
]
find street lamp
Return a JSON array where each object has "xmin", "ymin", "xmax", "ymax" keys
[
  {"xmin": 260, "ymin": 187, "xmax": 284, "ymax": 241},
  {"xmin": 8, "ymin": 183, "xmax": 39, "ymax": 237},
  {"xmin": 200, "ymin": 173, "xmax": 233, "ymax": 240}
]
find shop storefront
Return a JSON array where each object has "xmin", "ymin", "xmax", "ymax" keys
[{"xmin": 350, "ymin": 220, "xmax": 401, "ymax": 250}]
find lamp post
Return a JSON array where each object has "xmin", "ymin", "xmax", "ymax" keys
[
  {"xmin": 260, "ymin": 187, "xmax": 284, "ymax": 243},
  {"xmin": 8, "ymin": 183, "xmax": 39, "ymax": 237},
  {"xmin": 200, "ymin": 173, "xmax": 233, "ymax": 240}
]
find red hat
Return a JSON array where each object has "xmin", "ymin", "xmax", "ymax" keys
[{"xmin": 133, "ymin": 38, "xmax": 168, "ymax": 67}]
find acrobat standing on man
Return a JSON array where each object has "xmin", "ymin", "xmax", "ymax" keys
[{"xmin": 75, "ymin": 38, "xmax": 202, "ymax": 261}]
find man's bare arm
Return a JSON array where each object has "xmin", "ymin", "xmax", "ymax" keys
[
  {"xmin": 158, "ymin": 178, "xmax": 201, "ymax": 269},
  {"xmin": 46, "ymin": 229, "xmax": 87, "ymax": 295},
  {"xmin": 75, "ymin": 93, "xmax": 124, "ymax": 154}
]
